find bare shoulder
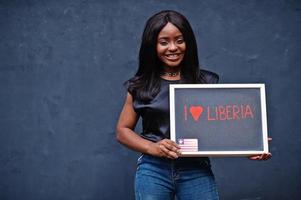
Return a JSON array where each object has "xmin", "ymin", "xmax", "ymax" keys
[{"xmin": 116, "ymin": 92, "xmax": 139, "ymax": 130}]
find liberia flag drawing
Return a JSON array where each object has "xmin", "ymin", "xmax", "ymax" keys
[{"xmin": 178, "ymin": 139, "xmax": 198, "ymax": 152}]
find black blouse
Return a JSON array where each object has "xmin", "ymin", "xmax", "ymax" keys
[{"xmin": 133, "ymin": 69, "xmax": 219, "ymax": 143}]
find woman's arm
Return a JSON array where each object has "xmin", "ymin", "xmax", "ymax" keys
[{"xmin": 116, "ymin": 93, "xmax": 181, "ymax": 159}]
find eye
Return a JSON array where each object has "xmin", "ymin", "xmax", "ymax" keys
[
  {"xmin": 159, "ymin": 40, "xmax": 168, "ymax": 46},
  {"xmin": 176, "ymin": 38, "xmax": 185, "ymax": 44}
]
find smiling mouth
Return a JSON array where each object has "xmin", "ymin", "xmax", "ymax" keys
[{"xmin": 165, "ymin": 53, "xmax": 182, "ymax": 60}]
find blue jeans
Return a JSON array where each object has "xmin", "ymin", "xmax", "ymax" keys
[{"xmin": 135, "ymin": 154, "xmax": 219, "ymax": 200}]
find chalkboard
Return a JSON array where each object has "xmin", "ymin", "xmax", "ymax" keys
[{"xmin": 170, "ymin": 84, "xmax": 269, "ymax": 156}]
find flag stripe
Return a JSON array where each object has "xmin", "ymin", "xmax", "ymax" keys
[{"xmin": 178, "ymin": 139, "xmax": 198, "ymax": 152}]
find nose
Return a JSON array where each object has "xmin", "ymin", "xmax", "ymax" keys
[{"xmin": 168, "ymin": 42, "xmax": 178, "ymax": 52}]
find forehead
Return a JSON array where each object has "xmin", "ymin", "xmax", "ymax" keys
[{"xmin": 158, "ymin": 22, "xmax": 183, "ymax": 38}]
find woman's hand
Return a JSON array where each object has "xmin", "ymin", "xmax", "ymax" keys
[
  {"xmin": 248, "ymin": 137, "xmax": 272, "ymax": 161},
  {"xmin": 146, "ymin": 139, "xmax": 181, "ymax": 159}
]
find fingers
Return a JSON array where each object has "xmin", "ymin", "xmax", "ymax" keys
[
  {"xmin": 261, "ymin": 153, "xmax": 272, "ymax": 160},
  {"xmin": 159, "ymin": 144, "xmax": 178, "ymax": 159},
  {"xmin": 248, "ymin": 153, "xmax": 272, "ymax": 161},
  {"xmin": 248, "ymin": 155, "xmax": 260, "ymax": 160},
  {"xmin": 162, "ymin": 139, "xmax": 181, "ymax": 151},
  {"xmin": 249, "ymin": 136, "xmax": 272, "ymax": 160},
  {"xmin": 158, "ymin": 139, "xmax": 181, "ymax": 159}
]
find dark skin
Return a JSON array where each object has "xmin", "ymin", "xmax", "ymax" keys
[
  {"xmin": 116, "ymin": 22, "xmax": 272, "ymax": 161},
  {"xmin": 116, "ymin": 93, "xmax": 181, "ymax": 159}
]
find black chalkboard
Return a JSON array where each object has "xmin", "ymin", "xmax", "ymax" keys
[{"xmin": 170, "ymin": 84, "xmax": 269, "ymax": 156}]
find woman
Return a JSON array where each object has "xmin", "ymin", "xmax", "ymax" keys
[{"xmin": 116, "ymin": 10, "xmax": 271, "ymax": 200}]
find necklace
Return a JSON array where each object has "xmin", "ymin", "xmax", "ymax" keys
[{"xmin": 161, "ymin": 71, "xmax": 180, "ymax": 77}]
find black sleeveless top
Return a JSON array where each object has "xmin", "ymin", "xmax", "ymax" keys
[{"xmin": 132, "ymin": 69, "xmax": 219, "ymax": 143}]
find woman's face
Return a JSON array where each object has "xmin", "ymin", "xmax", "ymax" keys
[{"xmin": 157, "ymin": 22, "xmax": 186, "ymax": 70}]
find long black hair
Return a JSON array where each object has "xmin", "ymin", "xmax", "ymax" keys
[{"xmin": 126, "ymin": 10, "xmax": 205, "ymax": 102}]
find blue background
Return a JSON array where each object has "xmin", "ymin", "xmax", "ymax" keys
[{"xmin": 0, "ymin": 0, "xmax": 300, "ymax": 199}]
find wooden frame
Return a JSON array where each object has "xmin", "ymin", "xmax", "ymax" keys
[{"xmin": 169, "ymin": 84, "xmax": 269, "ymax": 156}]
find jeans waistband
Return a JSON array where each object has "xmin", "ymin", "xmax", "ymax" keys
[{"xmin": 137, "ymin": 154, "xmax": 211, "ymax": 169}]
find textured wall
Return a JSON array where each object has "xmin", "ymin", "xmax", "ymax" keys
[{"xmin": 0, "ymin": 0, "xmax": 300, "ymax": 199}]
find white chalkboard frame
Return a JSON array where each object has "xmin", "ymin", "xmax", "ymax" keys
[{"xmin": 169, "ymin": 84, "xmax": 269, "ymax": 157}]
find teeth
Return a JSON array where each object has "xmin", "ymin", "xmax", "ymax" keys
[{"xmin": 166, "ymin": 54, "xmax": 179, "ymax": 58}]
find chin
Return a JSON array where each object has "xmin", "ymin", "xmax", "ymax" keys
[
  {"xmin": 163, "ymin": 60, "xmax": 183, "ymax": 68},
  {"xmin": 166, "ymin": 63, "xmax": 181, "ymax": 68}
]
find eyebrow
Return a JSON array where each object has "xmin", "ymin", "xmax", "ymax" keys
[{"xmin": 158, "ymin": 35, "xmax": 184, "ymax": 40}]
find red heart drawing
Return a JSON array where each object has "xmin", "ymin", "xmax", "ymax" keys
[{"xmin": 189, "ymin": 106, "xmax": 203, "ymax": 121}]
